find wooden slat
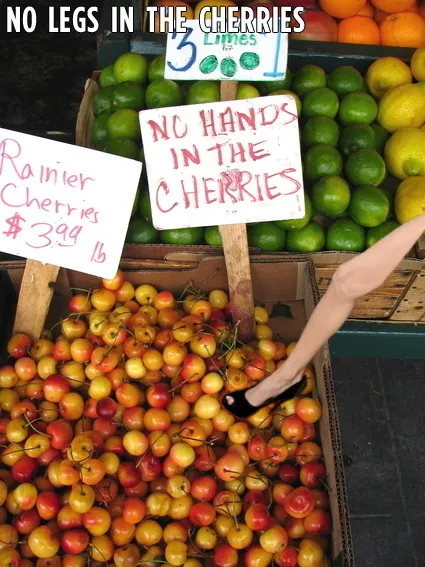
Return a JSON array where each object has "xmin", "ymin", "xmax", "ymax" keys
[
  {"xmin": 315, "ymin": 263, "xmax": 416, "ymax": 320},
  {"xmin": 75, "ymin": 77, "xmax": 99, "ymax": 148},
  {"xmin": 415, "ymin": 236, "xmax": 425, "ymax": 259},
  {"xmin": 13, "ymin": 261, "xmax": 60, "ymax": 339},
  {"xmin": 390, "ymin": 268, "xmax": 425, "ymax": 322}
]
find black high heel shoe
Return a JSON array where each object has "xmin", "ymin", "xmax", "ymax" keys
[{"xmin": 222, "ymin": 375, "xmax": 308, "ymax": 419}]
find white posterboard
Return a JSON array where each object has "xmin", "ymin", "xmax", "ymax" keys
[
  {"xmin": 0, "ymin": 129, "xmax": 142, "ymax": 279},
  {"xmin": 165, "ymin": 20, "xmax": 288, "ymax": 82},
  {"xmin": 139, "ymin": 95, "xmax": 304, "ymax": 231}
]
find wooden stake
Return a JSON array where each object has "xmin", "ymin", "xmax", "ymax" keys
[
  {"xmin": 13, "ymin": 260, "xmax": 60, "ymax": 339},
  {"xmin": 219, "ymin": 81, "xmax": 255, "ymax": 342}
]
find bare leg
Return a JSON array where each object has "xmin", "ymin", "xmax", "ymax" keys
[{"xmin": 246, "ymin": 214, "xmax": 425, "ymax": 407}]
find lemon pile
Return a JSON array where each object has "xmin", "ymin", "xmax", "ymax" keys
[{"xmin": 365, "ymin": 48, "xmax": 425, "ymax": 226}]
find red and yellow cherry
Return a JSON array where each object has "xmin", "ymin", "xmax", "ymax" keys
[
  {"xmin": 7, "ymin": 333, "xmax": 33, "ymax": 359},
  {"xmin": 296, "ymin": 398, "xmax": 322, "ymax": 424},
  {"xmin": 28, "ymin": 525, "xmax": 60, "ymax": 558},
  {"xmin": 227, "ymin": 523, "xmax": 253, "ymax": 550},
  {"xmin": 283, "ymin": 487, "xmax": 315, "ymax": 519},
  {"xmin": 68, "ymin": 292, "xmax": 92, "ymax": 313},
  {"xmin": 102, "ymin": 269, "xmax": 125, "ymax": 291}
]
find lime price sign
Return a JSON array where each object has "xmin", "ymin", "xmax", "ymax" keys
[{"xmin": 164, "ymin": 21, "xmax": 288, "ymax": 82}]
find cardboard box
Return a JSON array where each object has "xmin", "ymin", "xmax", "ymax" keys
[{"xmin": 3, "ymin": 255, "xmax": 354, "ymax": 565}]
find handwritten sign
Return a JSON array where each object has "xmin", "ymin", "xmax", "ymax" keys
[
  {"xmin": 165, "ymin": 20, "xmax": 288, "ymax": 82},
  {"xmin": 0, "ymin": 129, "xmax": 142, "ymax": 279},
  {"xmin": 139, "ymin": 95, "xmax": 304, "ymax": 231}
]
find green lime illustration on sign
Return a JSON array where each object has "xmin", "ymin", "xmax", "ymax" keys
[
  {"xmin": 199, "ymin": 55, "xmax": 218, "ymax": 74},
  {"xmin": 240, "ymin": 53, "xmax": 260, "ymax": 71},
  {"xmin": 199, "ymin": 52, "xmax": 260, "ymax": 77}
]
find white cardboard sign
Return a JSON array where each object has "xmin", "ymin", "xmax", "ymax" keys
[
  {"xmin": 0, "ymin": 129, "xmax": 142, "ymax": 279},
  {"xmin": 140, "ymin": 95, "xmax": 304, "ymax": 230},
  {"xmin": 165, "ymin": 20, "xmax": 288, "ymax": 82}
]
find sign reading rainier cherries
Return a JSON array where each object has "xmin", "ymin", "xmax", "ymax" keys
[
  {"xmin": 165, "ymin": 19, "xmax": 289, "ymax": 82},
  {"xmin": 0, "ymin": 128, "xmax": 142, "ymax": 279},
  {"xmin": 139, "ymin": 95, "xmax": 304, "ymax": 231}
]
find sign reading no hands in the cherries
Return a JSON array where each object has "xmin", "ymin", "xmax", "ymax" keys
[
  {"xmin": 0, "ymin": 128, "xmax": 142, "ymax": 279},
  {"xmin": 165, "ymin": 20, "xmax": 288, "ymax": 82},
  {"xmin": 140, "ymin": 96, "xmax": 304, "ymax": 231}
]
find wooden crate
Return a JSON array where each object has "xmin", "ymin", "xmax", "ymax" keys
[{"xmin": 312, "ymin": 253, "xmax": 425, "ymax": 322}]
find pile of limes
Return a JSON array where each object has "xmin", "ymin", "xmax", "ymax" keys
[{"xmin": 92, "ymin": 49, "xmax": 425, "ymax": 251}]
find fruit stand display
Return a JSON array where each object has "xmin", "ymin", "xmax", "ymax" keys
[
  {"xmin": 74, "ymin": 43, "xmax": 425, "ymax": 325},
  {"xmin": 0, "ymin": 255, "xmax": 354, "ymax": 566}
]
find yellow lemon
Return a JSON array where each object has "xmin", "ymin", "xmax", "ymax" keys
[
  {"xmin": 395, "ymin": 176, "xmax": 425, "ymax": 225},
  {"xmin": 365, "ymin": 57, "xmax": 412, "ymax": 100},
  {"xmin": 377, "ymin": 83, "xmax": 425, "ymax": 133},
  {"xmin": 384, "ymin": 127, "xmax": 425, "ymax": 180},
  {"xmin": 411, "ymin": 47, "xmax": 425, "ymax": 82}
]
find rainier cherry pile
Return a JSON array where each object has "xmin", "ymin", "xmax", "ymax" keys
[{"xmin": 0, "ymin": 270, "xmax": 331, "ymax": 567}]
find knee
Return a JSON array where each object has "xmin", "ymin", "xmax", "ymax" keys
[{"xmin": 331, "ymin": 263, "xmax": 361, "ymax": 300}]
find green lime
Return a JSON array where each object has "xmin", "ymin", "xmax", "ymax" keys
[
  {"xmin": 268, "ymin": 90, "xmax": 302, "ymax": 115},
  {"xmin": 312, "ymin": 176, "xmax": 351, "ymax": 217},
  {"xmin": 247, "ymin": 222, "xmax": 286, "ymax": 252},
  {"xmin": 348, "ymin": 185, "xmax": 389, "ymax": 227},
  {"xmin": 339, "ymin": 124, "xmax": 376, "ymax": 156},
  {"xmin": 91, "ymin": 112, "xmax": 111, "ymax": 148},
  {"xmin": 326, "ymin": 218, "xmax": 366, "ymax": 252},
  {"xmin": 237, "ymin": 83, "xmax": 260, "ymax": 99},
  {"xmin": 139, "ymin": 192, "xmax": 152, "ymax": 222},
  {"xmin": 205, "ymin": 226, "xmax": 223, "ymax": 246},
  {"xmin": 381, "ymin": 186, "xmax": 395, "ymax": 218},
  {"xmin": 113, "ymin": 52, "xmax": 148, "ymax": 84},
  {"xmin": 160, "ymin": 227, "xmax": 204, "ymax": 245},
  {"xmin": 371, "ymin": 123, "xmax": 390, "ymax": 154},
  {"xmin": 112, "ymin": 82, "xmax": 145, "ymax": 111},
  {"xmin": 338, "ymin": 92, "xmax": 378, "ymax": 125},
  {"xmin": 131, "ymin": 187, "xmax": 141, "ymax": 217},
  {"xmin": 275, "ymin": 194, "xmax": 313, "ymax": 230},
  {"xmin": 99, "ymin": 64, "xmax": 117, "ymax": 88},
  {"xmin": 345, "ymin": 149, "xmax": 386, "ymax": 186},
  {"xmin": 303, "ymin": 145, "xmax": 343, "ymax": 183},
  {"xmin": 126, "ymin": 215, "xmax": 159, "ymax": 244},
  {"xmin": 326, "ymin": 66, "xmax": 364, "ymax": 99},
  {"xmin": 366, "ymin": 220, "xmax": 400, "ymax": 247},
  {"xmin": 292, "ymin": 65, "xmax": 327, "ymax": 97},
  {"xmin": 286, "ymin": 221, "xmax": 326, "ymax": 253},
  {"xmin": 104, "ymin": 138, "xmax": 140, "ymax": 160},
  {"xmin": 302, "ymin": 117, "xmax": 340, "ymax": 149},
  {"xmin": 145, "ymin": 79, "xmax": 182, "ymax": 109},
  {"xmin": 148, "ymin": 55, "xmax": 166, "ymax": 82},
  {"xmin": 257, "ymin": 70, "xmax": 293, "ymax": 94},
  {"xmin": 107, "ymin": 109, "xmax": 141, "ymax": 141},
  {"xmin": 92, "ymin": 86, "xmax": 115, "ymax": 116},
  {"xmin": 302, "ymin": 88, "xmax": 339, "ymax": 119},
  {"xmin": 185, "ymin": 81, "xmax": 220, "ymax": 105}
]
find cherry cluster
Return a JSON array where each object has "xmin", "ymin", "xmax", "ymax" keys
[{"xmin": 0, "ymin": 269, "xmax": 329, "ymax": 567}]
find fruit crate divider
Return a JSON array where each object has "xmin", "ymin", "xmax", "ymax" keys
[
  {"xmin": 12, "ymin": 260, "xmax": 60, "ymax": 339},
  {"xmin": 218, "ymin": 80, "xmax": 256, "ymax": 342}
]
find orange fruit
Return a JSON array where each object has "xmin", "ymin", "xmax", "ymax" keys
[
  {"xmin": 152, "ymin": 0, "xmax": 193, "ymax": 32},
  {"xmin": 356, "ymin": 1, "xmax": 376, "ymax": 16},
  {"xmin": 338, "ymin": 15, "xmax": 381, "ymax": 43},
  {"xmin": 371, "ymin": 0, "xmax": 417, "ymax": 13},
  {"xmin": 194, "ymin": 0, "xmax": 238, "ymax": 19},
  {"xmin": 319, "ymin": 0, "xmax": 367, "ymax": 19},
  {"xmin": 380, "ymin": 12, "xmax": 425, "ymax": 47}
]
